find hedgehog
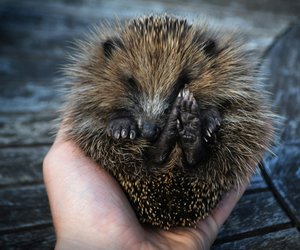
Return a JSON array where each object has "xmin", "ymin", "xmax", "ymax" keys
[{"xmin": 60, "ymin": 15, "xmax": 274, "ymax": 229}]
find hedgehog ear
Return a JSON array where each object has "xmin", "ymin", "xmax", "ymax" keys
[
  {"xmin": 193, "ymin": 32, "xmax": 217, "ymax": 57},
  {"xmin": 202, "ymin": 39, "xmax": 216, "ymax": 56},
  {"xmin": 102, "ymin": 38, "xmax": 124, "ymax": 58}
]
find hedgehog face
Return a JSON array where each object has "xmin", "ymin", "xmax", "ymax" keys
[{"xmin": 86, "ymin": 16, "xmax": 218, "ymax": 141}]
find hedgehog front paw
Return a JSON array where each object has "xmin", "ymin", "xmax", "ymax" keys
[
  {"xmin": 150, "ymin": 98, "xmax": 179, "ymax": 165},
  {"xmin": 201, "ymin": 107, "xmax": 222, "ymax": 145},
  {"xmin": 107, "ymin": 118, "xmax": 137, "ymax": 140},
  {"xmin": 177, "ymin": 86, "xmax": 202, "ymax": 166}
]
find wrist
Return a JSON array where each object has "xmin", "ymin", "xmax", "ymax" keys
[{"xmin": 55, "ymin": 236, "xmax": 105, "ymax": 250}]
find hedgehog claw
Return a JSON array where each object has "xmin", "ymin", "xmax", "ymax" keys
[
  {"xmin": 114, "ymin": 130, "xmax": 121, "ymax": 139},
  {"xmin": 207, "ymin": 130, "xmax": 211, "ymax": 137},
  {"xmin": 107, "ymin": 117, "xmax": 137, "ymax": 140},
  {"xmin": 121, "ymin": 128, "xmax": 128, "ymax": 138},
  {"xmin": 129, "ymin": 130, "xmax": 136, "ymax": 139},
  {"xmin": 200, "ymin": 107, "xmax": 222, "ymax": 145},
  {"xmin": 178, "ymin": 89, "xmax": 183, "ymax": 98},
  {"xmin": 184, "ymin": 88, "xmax": 190, "ymax": 98}
]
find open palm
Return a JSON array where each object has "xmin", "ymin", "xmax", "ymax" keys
[{"xmin": 43, "ymin": 132, "xmax": 248, "ymax": 250}]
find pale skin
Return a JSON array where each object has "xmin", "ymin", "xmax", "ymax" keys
[{"xmin": 43, "ymin": 131, "xmax": 249, "ymax": 250}]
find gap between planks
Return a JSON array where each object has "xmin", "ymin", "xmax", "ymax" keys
[
  {"xmin": 0, "ymin": 222, "xmax": 53, "ymax": 235},
  {"xmin": 0, "ymin": 142, "xmax": 52, "ymax": 149},
  {"xmin": 259, "ymin": 162, "xmax": 300, "ymax": 232},
  {"xmin": 214, "ymin": 222, "xmax": 293, "ymax": 245},
  {"xmin": 0, "ymin": 180, "xmax": 45, "ymax": 190}
]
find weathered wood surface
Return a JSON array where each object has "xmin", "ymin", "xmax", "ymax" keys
[
  {"xmin": 217, "ymin": 191, "xmax": 291, "ymax": 239},
  {"xmin": 1, "ymin": 0, "xmax": 300, "ymax": 249},
  {"xmin": 0, "ymin": 81, "xmax": 61, "ymax": 113},
  {"xmin": 0, "ymin": 115, "xmax": 55, "ymax": 146},
  {"xmin": 0, "ymin": 185, "xmax": 52, "ymax": 232},
  {"xmin": 265, "ymin": 143, "xmax": 300, "ymax": 223},
  {"xmin": 213, "ymin": 228, "xmax": 300, "ymax": 250},
  {"xmin": 0, "ymin": 147, "xmax": 49, "ymax": 186},
  {"xmin": 215, "ymin": 13, "xmax": 300, "ymax": 250},
  {"xmin": 1, "ymin": 226, "xmax": 55, "ymax": 250},
  {"xmin": 246, "ymin": 169, "xmax": 268, "ymax": 191},
  {"xmin": 263, "ymin": 22, "xmax": 300, "ymax": 142}
]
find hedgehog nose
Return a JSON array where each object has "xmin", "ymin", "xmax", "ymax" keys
[{"xmin": 142, "ymin": 122, "xmax": 161, "ymax": 141}]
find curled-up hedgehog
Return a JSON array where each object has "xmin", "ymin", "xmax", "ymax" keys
[{"xmin": 60, "ymin": 15, "xmax": 274, "ymax": 229}]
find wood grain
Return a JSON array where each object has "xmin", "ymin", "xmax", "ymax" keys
[
  {"xmin": 0, "ymin": 114, "xmax": 55, "ymax": 146},
  {"xmin": 217, "ymin": 191, "xmax": 291, "ymax": 239},
  {"xmin": 0, "ymin": 81, "xmax": 61, "ymax": 113},
  {"xmin": 0, "ymin": 185, "xmax": 52, "ymax": 232},
  {"xmin": 247, "ymin": 168, "xmax": 268, "ymax": 191},
  {"xmin": 0, "ymin": 147, "xmax": 49, "ymax": 186},
  {"xmin": 262, "ymin": 21, "xmax": 300, "ymax": 229},
  {"xmin": 264, "ymin": 143, "xmax": 300, "ymax": 224},
  {"xmin": 1, "ymin": 226, "xmax": 55, "ymax": 250},
  {"xmin": 213, "ymin": 228, "xmax": 300, "ymax": 250}
]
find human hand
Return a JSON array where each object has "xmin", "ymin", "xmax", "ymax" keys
[{"xmin": 43, "ymin": 132, "xmax": 248, "ymax": 250}]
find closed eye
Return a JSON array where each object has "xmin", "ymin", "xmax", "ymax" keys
[
  {"xmin": 127, "ymin": 76, "xmax": 139, "ymax": 92},
  {"xmin": 163, "ymin": 106, "xmax": 171, "ymax": 115},
  {"xmin": 120, "ymin": 75, "xmax": 141, "ymax": 106},
  {"xmin": 166, "ymin": 69, "xmax": 191, "ymax": 106}
]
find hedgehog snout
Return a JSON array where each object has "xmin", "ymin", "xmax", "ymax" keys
[{"xmin": 141, "ymin": 121, "xmax": 161, "ymax": 141}]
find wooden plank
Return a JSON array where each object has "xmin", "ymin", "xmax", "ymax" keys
[
  {"xmin": 2, "ymin": 0, "xmax": 299, "ymax": 54},
  {"xmin": 0, "ymin": 114, "xmax": 55, "ymax": 146},
  {"xmin": 0, "ymin": 185, "xmax": 52, "ymax": 231},
  {"xmin": 0, "ymin": 55, "xmax": 65, "ymax": 82},
  {"xmin": 213, "ymin": 228, "xmax": 300, "ymax": 250},
  {"xmin": 217, "ymin": 191, "xmax": 290, "ymax": 239},
  {"xmin": 0, "ymin": 27, "xmax": 71, "ymax": 59},
  {"xmin": 0, "ymin": 80, "xmax": 61, "ymax": 113},
  {"xmin": 0, "ymin": 146, "xmax": 49, "ymax": 186},
  {"xmin": 247, "ymin": 168, "xmax": 267, "ymax": 191},
  {"xmin": 1, "ymin": 226, "xmax": 55, "ymax": 250},
  {"xmin": 5, "ymin": 0, "xmax": 300, "ymax": 24},
  {"xmin": 0, "ymin": 5, "xmax": 89, "ymax": 58},
  {"xmin": 262, "ymin": 22, "xmax": 300, "ymax": 224},
  {"xmin": 0, "ymin": 3, "xmax": 90, "ymax": 39},
  {"xmin": 263, "ymin": 23, "xmax": 300, "ymax": 142},
  {"xmin": 264, "ymin": 143, "xmax": 300, "ymax": 223}
]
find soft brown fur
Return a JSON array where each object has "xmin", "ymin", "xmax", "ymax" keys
[{"xmin": 60, "ymin": 15, "xmax": 274, "ymax": 229}]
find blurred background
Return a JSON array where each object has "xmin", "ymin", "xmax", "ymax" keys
[{"xmin": 0, "ymin": 0, "xmax": 300, "ymax": 249}]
